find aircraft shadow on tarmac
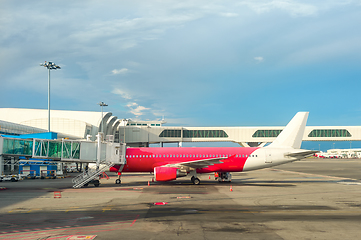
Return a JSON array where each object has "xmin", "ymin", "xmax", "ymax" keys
[{"xmin": 114, "ymin": 177, "xmax": 339, "ymax": 188}]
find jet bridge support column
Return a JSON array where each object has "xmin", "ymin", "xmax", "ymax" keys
[
  {"xmin": 11, "ymin": 157, "xmax": 15, "ymax": 172},
  {"xmin": 0, "ymin": 155, "xmax": 4, "ymax": 175},
  {"xmin": 96, "ymin": 133, "xmax": 103, "ymax": 171}
]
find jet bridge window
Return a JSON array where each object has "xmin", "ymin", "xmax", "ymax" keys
[
  {"xmin": 252, "ymin": 129, "xmax": 283, "ymax": 138},
  {"xmin": 308, "ymin": 129, "xmax": 351, "ymax": 137},
  {"xmin": 159, "ymin": 129, "xmax": 181, "ymax": 138},
  {"xmin": 183, "ymin": 130, "xmax": 228, "ymax": 138}
]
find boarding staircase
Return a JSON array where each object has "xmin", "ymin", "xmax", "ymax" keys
[{"xmin": 72, "ymin": 162, "xmax": 116, "ymax": 188}]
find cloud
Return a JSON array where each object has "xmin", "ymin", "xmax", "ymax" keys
[
  {"xmin": 112, "ymin": 68, "xmax": 129, "ymax": 74},
  {"xmin": 112, "ymin": 89, "xmax": 157, "ymax": 117},
  {"xmin": 126, "ymin": 102, "xmax": 150, "ymax": 116},
  {"xmin": 254, "ymin": 56, "xmax": 264, "ymax": 63},
  {"xmin": 126, "ymin": 102, "xmax": 137, "ymax": 107},
  {"xmin": 1, "ymin": 0, "xmax": 361, "ymax": 126},
  {"xmin": 112, "ymin": 88, "xmax": 132, "ymax": 99},
  {"xmin": 219, "ymin": 12, "xmax": 239, "ymax": 17},
  {"xmin": 239, "ymin": 0, "xmax": 318, "ymax": 17}
]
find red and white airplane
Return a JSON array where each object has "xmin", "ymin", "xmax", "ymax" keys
[{"xmin": 109, "ymin": 112, "xmax": 316, "ymax": 184}]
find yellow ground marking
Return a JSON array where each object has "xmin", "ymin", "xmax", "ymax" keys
[{"xmin": 102, "ymin": 208, "xmax": 112, "ymax": 212}]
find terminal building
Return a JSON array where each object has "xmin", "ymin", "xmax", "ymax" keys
[
  {"xmin": 1, "ymin": 108, "xmax": 361, "ymax": 176},
  {"xmin": 2, "ymin": 108, "xmax": 361, "ymax": 147}
]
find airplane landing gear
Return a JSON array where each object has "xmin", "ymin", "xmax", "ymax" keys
[
  {"xmin": 191, "ymin": 176, "xmax": 201, "ymax": 185},
  {"xmin": 115, "ymin": 173, "xmax": 122, "ymax": 184}
]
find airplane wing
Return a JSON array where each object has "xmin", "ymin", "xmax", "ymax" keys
[
  {"xmin": 286, "ymin": 150, "xmax": 319, "ymax": 158},
  {"xmin": 165, "ymin": 157, "xmax": 227, "ymax": 169}
]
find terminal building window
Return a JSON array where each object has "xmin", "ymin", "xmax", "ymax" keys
[
  {"xmin": 159, "ymin": 130, "xmax": 228, "ymax": 138},
  {"xmin": 252, "ymin": 129, "xmax": 283, "ymax": 138},
  {"xmin": 308, "ymin": 129, "xmax": 351, "ymax": 137},
  {"xmin": 183, "ymin": 130, "xmax": 228, "ymax": 138}
]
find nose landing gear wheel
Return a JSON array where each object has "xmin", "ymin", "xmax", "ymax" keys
[{"xmin": 115, "ymin": 179, "xmax": 121, "ymax": 184}]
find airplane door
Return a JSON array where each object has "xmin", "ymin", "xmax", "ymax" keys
[{"xmin": 265, "ymin": 150, "xmax": 273, "ymax": 163}]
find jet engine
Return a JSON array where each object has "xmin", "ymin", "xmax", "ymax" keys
[{"xmin": 154, "ymin": 167, "xmax": 187, "ymax": 182}]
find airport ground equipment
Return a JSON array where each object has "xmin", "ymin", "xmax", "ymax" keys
[
  {"xmin": 215, "ymin": 172, "xmax": 232, "ymax": 182},
  {"xmin": 72, "ymin": 162, "xmax": 115, "ymax": 188}
]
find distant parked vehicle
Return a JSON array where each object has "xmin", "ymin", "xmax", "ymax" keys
[
  {"xmin": 66, "ymin": 167, "xmax": 77, "ymax": 173},
  {"xmin": 1, "ymin": 175, "xmax": 20, "ymax": 182}
]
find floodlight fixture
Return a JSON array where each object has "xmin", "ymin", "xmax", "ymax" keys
[
  {"xmin": 40, "ymin": 61, "xmax": 61, "ymax": 132},
  {"xmin": 98, "ymin": 102, "xmax": 108, "ymax": 133}
]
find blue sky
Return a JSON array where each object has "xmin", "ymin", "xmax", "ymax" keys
[{"xmin": 1, "ymin": 0, "xmax": 361, "ymax": 136}]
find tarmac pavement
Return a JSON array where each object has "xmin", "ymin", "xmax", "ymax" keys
[{"xmin": 0, "ymin": 158, "xmax": 360, "ymax": 240}]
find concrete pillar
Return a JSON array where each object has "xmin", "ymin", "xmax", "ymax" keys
[
  {"xmin": 0, "ymin": 155, "xmax": 4, "ymax": 175},
  {"xmin": 57, "ymin": 162, "xmax": 63, "ymax": 175},
  {"xmin": 11, "ymin": 157, "xmax": 14, "ymax": 172},
  {"xmin": 96, "ymin": 133, "xmax": 103, "ymax": 171}
]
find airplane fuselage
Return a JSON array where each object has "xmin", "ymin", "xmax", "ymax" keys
[{"xmin": 109, "ymin": 147, "xmax": 298, "ymax": 174}]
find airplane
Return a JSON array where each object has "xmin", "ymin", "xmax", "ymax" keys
[
  {"xmin": 106, "ymin": 112, "xmax": 317, "ymax": 185},
  {"xmin": 314, "ymin": 152, "xmax": 342, "ymax": 159}
]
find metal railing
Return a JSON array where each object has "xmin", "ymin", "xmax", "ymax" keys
[{"xmin": 72, "ymin": 162, "xmax": 115, "ymax": 188}]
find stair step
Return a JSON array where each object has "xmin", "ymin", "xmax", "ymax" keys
[{"xmin": 72, "ymin": 162, "xmax": 116, "ymax": 188}]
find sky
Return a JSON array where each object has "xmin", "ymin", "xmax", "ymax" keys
[{"xmin": 1, "ymin": 0, "xmax": 361, "ymax": 141}]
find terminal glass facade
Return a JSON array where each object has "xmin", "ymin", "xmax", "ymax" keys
[
  {"xmin": 308, "ymin": 129, "xmax": 351, "ymax": 137},
  {"xmin": 2, "ymin": 138, "xmax": 33, "ymax": 155},
  {"xmin": 252, "ymin": 130, "xmax": 283, "ymax": 138},
  {"xmin": 0, "ymin": 120, "xmax": 46, "ymax": 136},
  {"xmin": 159, "ymin": 129, "xmax": 228, "ymax": 138}
]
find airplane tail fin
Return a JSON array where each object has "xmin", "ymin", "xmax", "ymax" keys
[{"xmin": 266, "ymin": 112, "xmax": 309, "ymax": 149}]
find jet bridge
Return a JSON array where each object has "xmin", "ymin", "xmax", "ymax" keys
[
  {"xmin": 30, "ymin": 138, "xmax": 125, "ymax": 163},
  {"xmin": 0, "ymin": 134, "xmax": 127, "ymax": 187}
]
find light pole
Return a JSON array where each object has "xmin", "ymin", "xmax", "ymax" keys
[
  {"xmin": 147, "ymin": 125, "xmax": 150, "ymax": 147},
  {"xmin": 40, "ymin": 61, "xmax": 61, "ymax": 132},
  {"xmin": 121, "ymin": 119, "xmax": 129, "ymax": 143},
  {"xmin": 98, "ymin": 102, "xmax": 108, "ymax": 133}
]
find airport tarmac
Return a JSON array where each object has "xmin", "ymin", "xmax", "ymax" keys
[{"xmin": 0, "ymin": 158, "xmax": 361, "ymax": 240}]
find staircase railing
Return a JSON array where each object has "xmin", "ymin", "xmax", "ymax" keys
[{"xmin": 72, "ymin": 162, "xmax": 115, "ymax": 188}]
